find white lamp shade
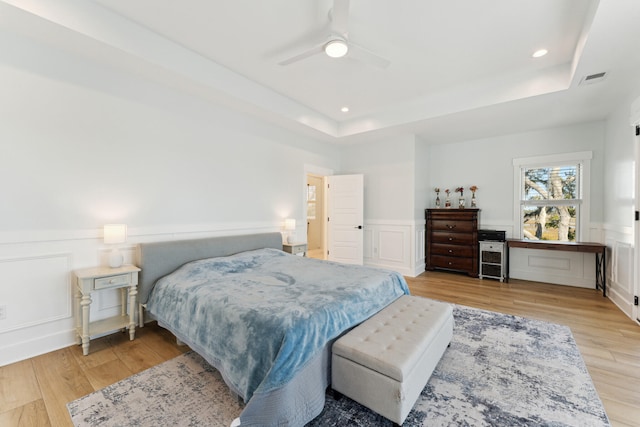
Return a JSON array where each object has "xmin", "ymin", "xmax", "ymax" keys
[
  {"xmin": 284, "ymin": 219, "xmax": 296, "ymax": 231},
  {"xmin": 104, "ymin": 224, "xmax": 127, "ymax": 244}
]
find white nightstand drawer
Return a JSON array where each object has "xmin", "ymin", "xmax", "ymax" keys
[
  {"xmin": 283, "ymin": 243, "xmax": 307, "ymax": 256},
  {"xmin": 94, "ymin": 273, "xmax": 130, "ymax": 290},
  {"xmin": 481, "ymin": 242, "xmax": 503, "ymax": 252},
  {"xmin": 290, "ymin": 245, "xmax": 306, "ymax": 255}
]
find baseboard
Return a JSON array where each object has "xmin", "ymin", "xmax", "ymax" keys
[
  {"xmin": 363, "ymin": 260, "xmax": 423, "ymax": 278},
  {"xmin": 0, "ymin": 328, "xmax": 76, "ymax": 367}
]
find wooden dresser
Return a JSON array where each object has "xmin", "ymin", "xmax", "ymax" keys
[{"xmin": 425, "ymin": 208, "xmax": 480, "ymax": 277}]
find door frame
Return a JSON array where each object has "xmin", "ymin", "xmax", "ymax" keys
[
  {"xmin": 303, "ymin": 165, "xmax": 333, "ymax": 259},
  {"xmin": 634, "ymin": 126, "xmax": 640, "ymax": 323}
]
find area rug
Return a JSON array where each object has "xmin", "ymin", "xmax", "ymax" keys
[{"xmin": 67, "ymin": 305, "xmax": 610, "ymax": 426}]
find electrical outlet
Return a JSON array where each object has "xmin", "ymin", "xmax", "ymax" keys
[{"xmin": 0, "ymin": 305, "xmax": 6, "ymax": 320}]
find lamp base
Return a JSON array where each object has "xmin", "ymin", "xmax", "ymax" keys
[{"xmin": 109, "ymin": 248, "xmax": 124, "ymax": 268}]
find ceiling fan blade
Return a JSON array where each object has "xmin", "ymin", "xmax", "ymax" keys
[
  {"xmin": 331, "ymin": 0, "xmax": 350, "ymax": 36},
  {"xmin": 348, "ymin": 43, "xmax": 390, "ymax": 69},
  {"xmin": 278, "ymin": 44, "xmax": 324, "ymax": 66}
]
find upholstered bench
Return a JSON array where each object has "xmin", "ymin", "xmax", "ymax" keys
[{"xmin": 332, "ymin": 295, "xmax": 454, "ymax": 426}]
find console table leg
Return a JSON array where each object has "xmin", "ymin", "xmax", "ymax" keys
[
  {"xmin": 80, "ymin": 294, "xmax": 92, "ymax": 356},
  {"xmin": 128, "ymin": 285, "xmax": 137, "ymax": 340}
]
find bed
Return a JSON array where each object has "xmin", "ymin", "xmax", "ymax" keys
[{"xmin": 136, "ymin": 232, "xmax": 410, "ymax": 426}]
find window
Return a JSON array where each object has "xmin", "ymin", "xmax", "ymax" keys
[
  {"xmin": 307, "ymin": 184, "xmax": 316, "ymax": 220},
  {"xmin": 513, "ymin": 152, "xmax": 591, "ymax": 242}
]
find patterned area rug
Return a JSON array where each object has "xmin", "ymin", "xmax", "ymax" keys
[{"xmin": 67, "ymin": 305, "xmax": 610, "ymax": 426}]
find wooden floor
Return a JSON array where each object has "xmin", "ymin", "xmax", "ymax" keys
[{"xmin": 1, "ymin": 271, "xmax": 638, "ymax": 426}]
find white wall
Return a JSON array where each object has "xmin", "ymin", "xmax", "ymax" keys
[
  {"xmin": 341, "ymin": 135, "xmax": 416, "ymax": 221},
  {"xmin": 340, "ymin": 135, "xmax": 425, "ymax": 276},
  {"xmin": 602, "ymin": 93, "xmax": 639, "ymax": 318},
  {"xmin": 0, "ymin": 33, "xmax": 339, "ymax": 366}
]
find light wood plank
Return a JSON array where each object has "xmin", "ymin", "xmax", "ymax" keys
[
  {"xmin": 0, "ymin": 399, "xmax": 50, "ymax": 427},
  {"xmin": 83, "ymin": 358, "xmax": 134, "ymax": 391},
  {"xmin": 31, "ymin": 348, "xmax": 94, "ymax": 427},
  {"xmin": 0, "ymin": 360, "xmax": 41, "ymax": 414}
]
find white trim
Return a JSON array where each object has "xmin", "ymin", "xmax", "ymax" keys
[
  {"xmin": 513, "ymin": 151, "xmax": 592, "ymax": 241},
  {"xmin": 1, "ymin": 328, "xmax": 77, "ymax": 368},
  {"xmin": 0, "ymin": 222, "xmax": 280, "ymax": 245},
  {"xmin": 635, "ymin": 126, "xmax": 640, "ymax": 323},
  {"xmin": 512, "ymin": 151, "xmax": 593, "ymax": 167},
  {"xmin": 0, "ymin": 253, "xmax": 73, "ymax": 333},
  {"xmin": 303, "ymin": 164, "xmax": 334, "ymax": 258}
]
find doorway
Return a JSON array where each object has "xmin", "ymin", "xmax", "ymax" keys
[{"xmin": 306, "ymin": 174, "xmax": 326, "ymax": 259}]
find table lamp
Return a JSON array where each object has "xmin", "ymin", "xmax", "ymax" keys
[{"xmin": 104, "ymin": 224, "xmax": 127, "ymax": 268}]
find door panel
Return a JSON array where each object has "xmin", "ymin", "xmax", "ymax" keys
[{"xmin": 327, "ymin": 174, "xmax": 364, "ymax": 265}]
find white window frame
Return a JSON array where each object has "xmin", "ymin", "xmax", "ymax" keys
[{"xmin": 513, "ymin": 151, "xmax": 592, "ymax": 241}]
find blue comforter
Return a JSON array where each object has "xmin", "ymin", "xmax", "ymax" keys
[{"xmin": 146, "ymin": 248, "xmax": 409, "ymax": 402}]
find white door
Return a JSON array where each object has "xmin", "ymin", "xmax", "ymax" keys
[
  {"xmin": 327, "ymin": 174, "xmax": 364, "ymax": 265},
  {"xmin": 635, "ymin": 127, "xmax": 640, "ymax": 323}
]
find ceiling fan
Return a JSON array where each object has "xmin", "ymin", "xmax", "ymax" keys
[{"xmin": 278, "ymin": 0, "xmax": 390, "ymax": 68}]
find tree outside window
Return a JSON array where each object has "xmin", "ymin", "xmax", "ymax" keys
[{"xmin": 521, "ymin": 165, "xmax": 580, "ymax": 242}]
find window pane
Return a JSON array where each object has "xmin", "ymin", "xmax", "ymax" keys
[
  {"xmin": 307, "ymin": 201, "xmax": 316, "ymax": 220},
  {"xmin": 523, "ymin": 205, "xmax": 576, "ymax": 242},
  {"xmin": 307, "ymin": 185, "xmax": 316, "ymax": 202},
  {"xmin": 524, "ymin": 165, "xmax": 577, "ymax": 201}
]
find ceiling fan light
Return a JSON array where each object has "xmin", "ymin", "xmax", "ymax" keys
[{"xmin": 325, "ymin": 39, "xmax": 348, "ymax": 58}]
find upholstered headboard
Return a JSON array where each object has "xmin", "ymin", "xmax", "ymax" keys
[{"xmin": 136, "ymin": 232, "xmax": 283, "ymax": 304}]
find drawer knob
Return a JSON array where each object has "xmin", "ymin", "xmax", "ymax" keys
[
  {"xmin": 447, "ymin": 224, "xmax": 456, "ymax": 229},
  {"xmin": 449, "ymin": 249, "xmax": 453, "ymax": 253},
  {"xmin": 449, "ymin": 237, "xmax": 453, "ymax": 241},
  {"xmin": 109, "ymin": 279, "xmax": 115, "ymax": 284}
]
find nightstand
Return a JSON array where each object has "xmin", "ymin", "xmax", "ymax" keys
[
  {"xmin": 283, "ymin": 242, "xmax": 307, "ymax": 256},
  {"xmin": 73, "ymin": 264, "xmax": 141, "ymax": 355}
]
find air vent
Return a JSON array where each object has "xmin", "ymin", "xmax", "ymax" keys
[{"xmin": 579, "ymin": 72, "xmax": 607, "ymax": 85}]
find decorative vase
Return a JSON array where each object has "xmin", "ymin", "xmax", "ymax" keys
[
  {"xmin": 471, "ymin": 193, "xmax": 477, "ymax": 207},
  {"xmin": 435, "ymin": 195, "xmax": 441, "ymax": 208},
  {"xmin": 459, "ymin": 197, "xmax": 465, "ymax": 208},
  {"xmin": 445, "ymin": 196, "xmax": 451, "ymax": 208}
]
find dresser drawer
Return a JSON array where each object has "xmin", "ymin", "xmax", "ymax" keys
[
  {"xmin": 431, "ymin": 243, "xmax": 475, "ymax": 258},
  {"xmin": 431, "ymin": 255, "xmax": 473, "ymax": 271},
  {"xmin": 94, "ymin": 274, "xmax": 130, "ymax": 290},
  {"xmin": 430, "ymin": 219, "xmax": 475, "ymax": 233},
  {"xmin": 431, "ymin": 231, "xmax": 475, "ymax": 245}
]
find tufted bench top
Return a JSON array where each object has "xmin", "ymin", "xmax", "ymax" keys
[{"xmin": 332, "ymin": 295, "xmax": 453, "ymax": 382}]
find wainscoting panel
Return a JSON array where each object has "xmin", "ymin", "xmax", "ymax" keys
[
  {"xmin": 378, "ymin": 230, "xmax": 406, "ymax": 263},
  {"xmin": 363, "ymin": 228, "xmax": 375, "ymax": 259},
  {"xmin": 0, "ymin": 253, "xmax": 72, "ymax": 333},
  {"xmin": 603, "ymin": 223, "xmax": 636, "ymax": 319},
  {"xmin": 615, "ymin": 242, "xmax": 633, "ymax": 291},
  {"xmin": 363, "ymin": 220, "xmax": 425, "ymax": 277},
  {"xmin": 528, "ymin": 255, "xmax": 571, "ymax": 271},
  {"xmin": 415, "ymin": 227, "xmax": 425, "ymax": 267},
  {"xmin": 509, "ymin": 248, "xmax": 596, "ymax": 288}
]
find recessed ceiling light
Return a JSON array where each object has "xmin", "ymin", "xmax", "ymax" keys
[
  {"xmin": 532, "ymin": 49, "xmax": 548, "ymax": 58},
  {"xmin": 341, "ymin": 106, "xmax": 350, "ymax": 113}
]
